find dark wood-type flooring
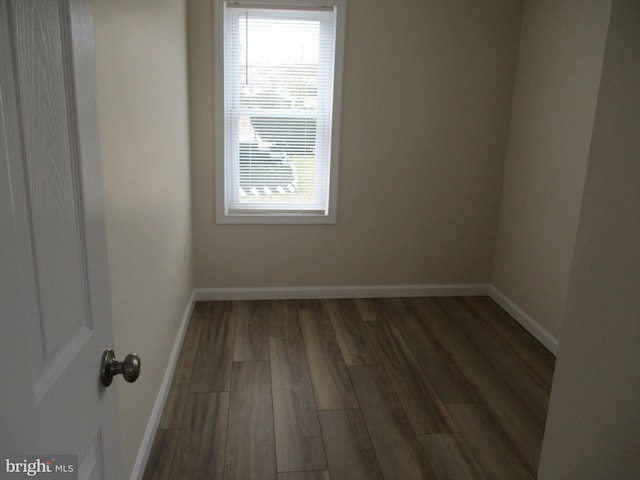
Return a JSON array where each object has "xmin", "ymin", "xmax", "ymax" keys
[{"xmin": 143, "ymin": 296, "xmax": 555, "ymax": 480}]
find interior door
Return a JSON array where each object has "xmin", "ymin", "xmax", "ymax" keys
[{"xmin": 0, "ymin": 1, "xmax": 123, "ymax": 478}]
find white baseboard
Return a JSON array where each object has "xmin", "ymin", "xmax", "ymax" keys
[
  {"xmin": 195, "ymin": 283, "xmax": 558, "ymax": 355},
  {"xmin": 194, "ymin": 283, "xmax": 491, "ymax": 301},
  {"xmin": 489, "ymin": 286, "xmax": 559, "ymax": 355},
  {"xmin": 129, "ymin": 290, "xmax": 197, "ymax": 480}
]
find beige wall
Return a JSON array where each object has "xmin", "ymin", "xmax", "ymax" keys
[
  {"xmin": 189, "ymin": 0, "xmax": 522, "ymax": 288},
  {"xmin": 92, "ymin": 0, "xmax": 193, "ymax": 477},
  {"xmin": 492, "ymin": 0, "xmax": 611, "ymax": 339},
  {"xmin": 539, "ymin": 1, "xmax": 640, "ymax": 476},
  {"xmin": 88, "ymin": 1, "xmax": 638, "ymax": 476}
]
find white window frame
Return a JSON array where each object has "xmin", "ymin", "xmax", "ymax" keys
[{"xmin": 214, "ymin": 0, "xmax": 346, "ymax": 224}]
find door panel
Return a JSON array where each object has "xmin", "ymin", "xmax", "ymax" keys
[
  {"xmin": 78, "ymin": 433, "xmax": 106, "ymax": 480},
  {"xmin": 11, "ymin": 0, "xmax": 92, "ymax": 400},
  {"xmin": 0, "ymin": 1, "xmax": 122, "ymax": 478},
  {"xmin": 13, "ymin": 0, "xmax": 87, "ymax": 350}
]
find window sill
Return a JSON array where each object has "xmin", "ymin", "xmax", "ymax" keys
[{"xmin": 216, "ymin": 211, "xmax": 336, "ymax": 225}]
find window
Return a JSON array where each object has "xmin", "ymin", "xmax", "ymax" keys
[{"xmin": 215, "ymin": 0, "xmax": 346, "ymax": 223}]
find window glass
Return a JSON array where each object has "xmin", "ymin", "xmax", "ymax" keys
[{"xmin": 215, "ymin": 0, "xmax": 346, "ymax": 223}]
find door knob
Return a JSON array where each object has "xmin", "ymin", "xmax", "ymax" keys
[{"xmin": 100, "ymin": 349, "xmax": 141, "ymax": 387}]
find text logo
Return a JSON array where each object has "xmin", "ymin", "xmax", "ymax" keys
[{"xmin": 1, "ymin": 456, "xmax": 77, "ymax": 479}]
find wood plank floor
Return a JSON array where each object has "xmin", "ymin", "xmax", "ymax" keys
[{"xmin": 143, "ymin": 296, "xmax": 555, "ymax": 480}]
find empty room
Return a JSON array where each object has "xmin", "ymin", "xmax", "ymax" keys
[{"xmin": 1, "ymin": 0, "xmax": 638, "ymax": 479}]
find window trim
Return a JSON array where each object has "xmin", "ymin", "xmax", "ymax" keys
[{"xmin": 214, "ymin": 0, "xmax": 346, "ymax": 224}]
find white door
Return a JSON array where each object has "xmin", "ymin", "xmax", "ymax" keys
[{"xmin": 0, "ymin": 1, "xmax": 124, "ymax": 478}]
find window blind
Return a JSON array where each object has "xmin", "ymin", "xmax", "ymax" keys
[{"xmin": 223, "ymin": 4, "xmax": 337, "ymax": 215}]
